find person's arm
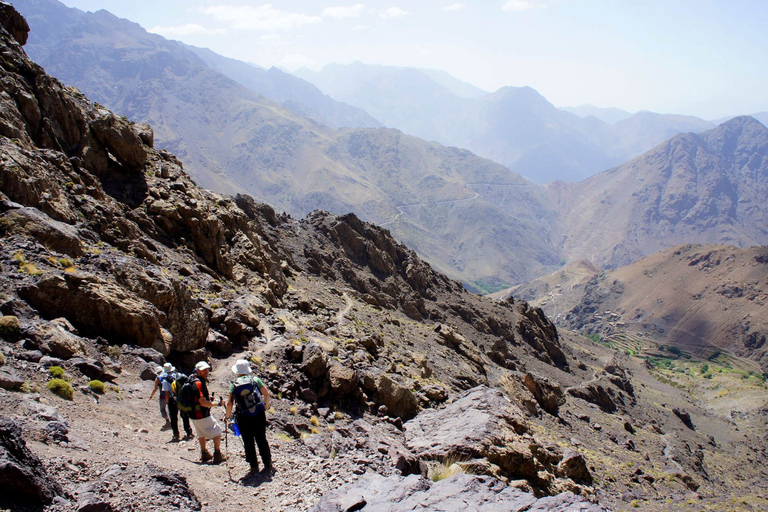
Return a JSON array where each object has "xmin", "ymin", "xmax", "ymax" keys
[
  {"xmin": 147, "ymin": 378, "xmax": 160, "ymax": 401},
  {"xmin": 196, "ymin": 381, "xmax": 222, "ymax": 408},
  {"xmin": 224, "ymin": 392, "xmax": 235, "ymax": 420},
  {"xmin": 259, "ymin": 384, "xmax": 270, "ymax": 410}
]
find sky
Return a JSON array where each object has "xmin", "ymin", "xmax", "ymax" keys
[{"xmin": 56, "ymin": 0, "xmax": 768, "ymax": 119}]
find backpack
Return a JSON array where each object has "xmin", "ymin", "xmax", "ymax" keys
[
  {"xmin": 232, "ymin": 375, "xmax": 264, "ymax": 418},
  {"xmin": 177, "ymin": 374, "xmax": 199, "ymax": 414},
  {"xmin": 160, "ymin": 372, "xmax": 175, "ymax": 392},
  {"xmin": 171, "ymin": 373, "xmax": 188, "ymax": 399}
]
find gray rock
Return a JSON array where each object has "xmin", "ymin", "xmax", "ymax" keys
[
  {"xmin": 39, "ymin": 355, "xmax": 65, "ymax": 367},
  {"xmin": 0, "ymin": 415, "xmax": 63, "ymax": 507},
  {"xmin": 302, "ymin": 343, "xmax": 328, "ymax": 378},
  {"xmin": 66, "ymin": 357, "xmax": 104, "ymax": 380},
  {"xmin": 310, "ymin": 472, "xmax": 608, "ymax": 511},
  {"xmin": 0, "ymin": 369, "xmax": 24, "ymax": 390},
  {"xmin": 24, "ymin": 400, "xmax": 62, "ymax": 422},
  {"xmin": 45, "ymin": 421, "xmax": 69, "ymax": 443},
  {"xmin": 17, "ymin": 349, "xmax": 43, "ymax": 362}
]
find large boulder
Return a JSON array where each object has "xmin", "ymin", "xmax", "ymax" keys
[
  {"xmin": 0, "ymin": 416, "xmax": 63, "ymax": 507},
  {"xmin": 29, "ymin": 322, "xmax": 87, "ymax": 360},
  {"xmin": 110, "ymin": 258, "xmax": 209, "ymax": 352},
  {"xmin": 362, "ymin": 370, "xmax": 419, "ymax": 420},
  {"xmin": 1, "ymin": 206, "xmax": 84, "ymax": 256},
  {"xmin": 310, "ymin": 472, "xmax": 607, "ymax": 511},
  {"xmin": 19, "ymin": 272, "xmax": 171, "ymax": 354}
]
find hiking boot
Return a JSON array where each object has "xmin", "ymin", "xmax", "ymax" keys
[
  {"xmin": 200, "ymin": 450, "xmax": 213, "ymax": 462},
  {"xmin": 171, "ymin": 434, "xmax": 180, "ymax": 442},
  {"xmin": 249, "ymin": 463, "xmax": 259, "ymax": 473},
  {"xmin": 183, "ymin": 433, "xmax": 194, "ymax": 441},
  {"xmin": 213, "ymin": 450, "xmax": 228, "ymax": 464},
  {"xmin": 160, "ymin": 419, "xmax": 171, "ymax": 431}
]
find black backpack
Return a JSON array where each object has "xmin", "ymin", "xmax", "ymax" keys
[
  {"xmin": 232, "ymin": 376, "xmax": 264, "ymax": 418},
  {"xmin": 171, "ymin": 373, "xmax": 188, "ymax": 399},
  {"xmin": 177, "ymin": 374, "xmax": 199, "ymax": 414}
]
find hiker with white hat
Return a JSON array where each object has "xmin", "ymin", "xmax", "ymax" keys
[
  {"xmin": 147, "ymin": 362, "xmax": 176, "ymax": 432},
  {"xmin": 188, "ymin": 361, "xmax": 227, "ymax": 464},
  {"xmin": 224, "ymin": 358, "xmax": 272, "ymax": 473}
]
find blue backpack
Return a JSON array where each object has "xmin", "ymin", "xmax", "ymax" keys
[{"xmin": 232, "ymin": 376, "xmax": 264, "ymax": 418}]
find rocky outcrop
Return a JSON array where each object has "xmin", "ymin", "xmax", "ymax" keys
[
  {"xmin": 0, "ymin": 415, "xmax": 63, "ymax": 507},
  {"xmin": 73, "ymin": 463, "xmax": 201, "ymax": 512},
  {"xmin": 522, "ymin": 372, "xmax": 565, "ymax": 416},
  {"xmin": 310, "ymin": 472, "xmax": 606, "ymax": 512},
  {"xmin": 404, "ymin": 386, "xmax": 588, "ymax": 491},
  {"xmin": 19, "ymin": 272, "xmax": 172, "ymax": 354}
]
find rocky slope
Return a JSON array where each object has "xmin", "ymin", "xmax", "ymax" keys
[
  {"xmin": 0, "ymin": 5, "xmax": 767, "ymax": 511},
  {"xmin": 515, "ymin": 244, "xmax": 768, "ymax": 372},
  {"xmin": 548, "ymin": 116, "xmax": 768, "ymax": 269}
]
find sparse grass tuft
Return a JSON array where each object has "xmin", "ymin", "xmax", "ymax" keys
[
  {"xmin": 430, "ymin": 456, "xmax": 465, "ymax": 482},
  {"xmin": 47, "ymin": 378, "xmax": 74, "ymax": 400},
  {"xmin": 88, "ymin": 380, "xmax": 106, "ymax": 394},
  {"xmin": 289, "ymin": 405, "xmax": 299, "ymax": 416},
  {"xmin": 310, "ymin": 415, "xmax": 320, "ymax": 427},
  {"xmin": 48, "ymin": 366, "xmax": 66, "ymax": 379},
  {"xmin": 100, "ymin": 345, "xmax": 121, "ymax": 359}
]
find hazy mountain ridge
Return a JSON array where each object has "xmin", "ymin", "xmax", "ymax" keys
[
  {"xmin": 187, "ymin": 46, "xmax": 383, "ymax": 130},
  {"xmin": 297, "ymin": 63, "xmax": 716, "ymax": 183}
]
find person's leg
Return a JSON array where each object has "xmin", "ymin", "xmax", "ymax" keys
[
  {"xmin": 168, "ymin": 399, "xmax": 180, "ymax": 439},
  {"xmin": 238, "ymin": 417, "xmax": 258, "ymax": 468},
  {"xmin": 255, "ymin": 411, "xmax": 272, "ymax": 468},
  {"xmin": 158, "ymin": 395, "xmax": 169, "ymax": 421},
  {"xmin": 181, "ymin": 411, "xmax": 193, "ymax": 437}
]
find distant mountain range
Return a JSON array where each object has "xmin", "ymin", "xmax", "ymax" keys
[
  {"xmin": 16, "ymin": 0, "xmax": 768, "ymax": 293},
  {"xmin": 296, "ymin": 64, "xmax": 717, "ymax": 183},
  {"xmin": 560, "ymin": 105, "xmax": 633, "ymax": 124},
  {"xmin": 16, "ymin": 0, "xmax": 562, "ymax": 291}
]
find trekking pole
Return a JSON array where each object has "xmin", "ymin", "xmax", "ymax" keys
[{"xmin": 224, "ymin": 416, "xmax": 231, "ymax": 478}]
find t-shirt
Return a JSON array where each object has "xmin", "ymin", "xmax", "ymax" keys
[{"xmin": 228, "ymin": 375, "xmax": 265, "ymax": 394}]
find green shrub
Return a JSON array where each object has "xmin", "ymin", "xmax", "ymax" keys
[
  {"xmin": 47, "ymin": 379, "xmax": 74, "ymax": 400},
  {"xmin": 0, "ymin": 316, "xmax": 20, "ymax": 337},
  {"xmin": 48, "ymin": 366, "xmax": 66, "ymax": 379},
  {"xmin": 88, "ymin": 380, "xmax": 106, "ymax": 394}
]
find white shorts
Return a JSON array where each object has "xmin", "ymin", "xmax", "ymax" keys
[{"xmin": 191, "ymin": 415, "xmax": 223, "ymax": 440}]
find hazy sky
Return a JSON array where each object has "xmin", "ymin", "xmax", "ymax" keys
[{"xmin": 56, "ymin": 0, "xmax": 768, "ymax": 119}]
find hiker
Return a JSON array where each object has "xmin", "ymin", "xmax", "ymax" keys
[
  {"xmin": 188, "ymin": 361, "xmax": 227, "ymax": 464},
  {"xmin": 147, "ymin": 363, "xmax": 173, "ymax": 431},
  {"xmin": 163, "ymin": 364, "xmax": 194, "ymax": 442},
  {"xmin": 224, "ymin": 359, "xmax": 272, "ymax": 473}
]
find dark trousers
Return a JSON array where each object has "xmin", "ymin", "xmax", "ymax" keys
[
  {"xmin": 168, "ymin": 398, "xmax": 192, "ymax": 438},
  {"xmin": 237, "ymin": 411, "xmax": 271, "ymax": 469}
]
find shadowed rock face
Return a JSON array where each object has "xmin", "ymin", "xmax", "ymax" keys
[{"xmin": 0, "ymin": 415, "xmax": 63, "ymax": 506}]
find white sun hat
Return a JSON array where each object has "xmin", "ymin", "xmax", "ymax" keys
[
  {"xmin": 195, "ymin": 361, "xmax": 211, "ymax": 371},
  {"xmin": 163, "ymin": 362, "xmax": 175, "ymax": 372},
  {"xmin": 231, "ymin": 359, "xmax": 252, "ymax": 375}
]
